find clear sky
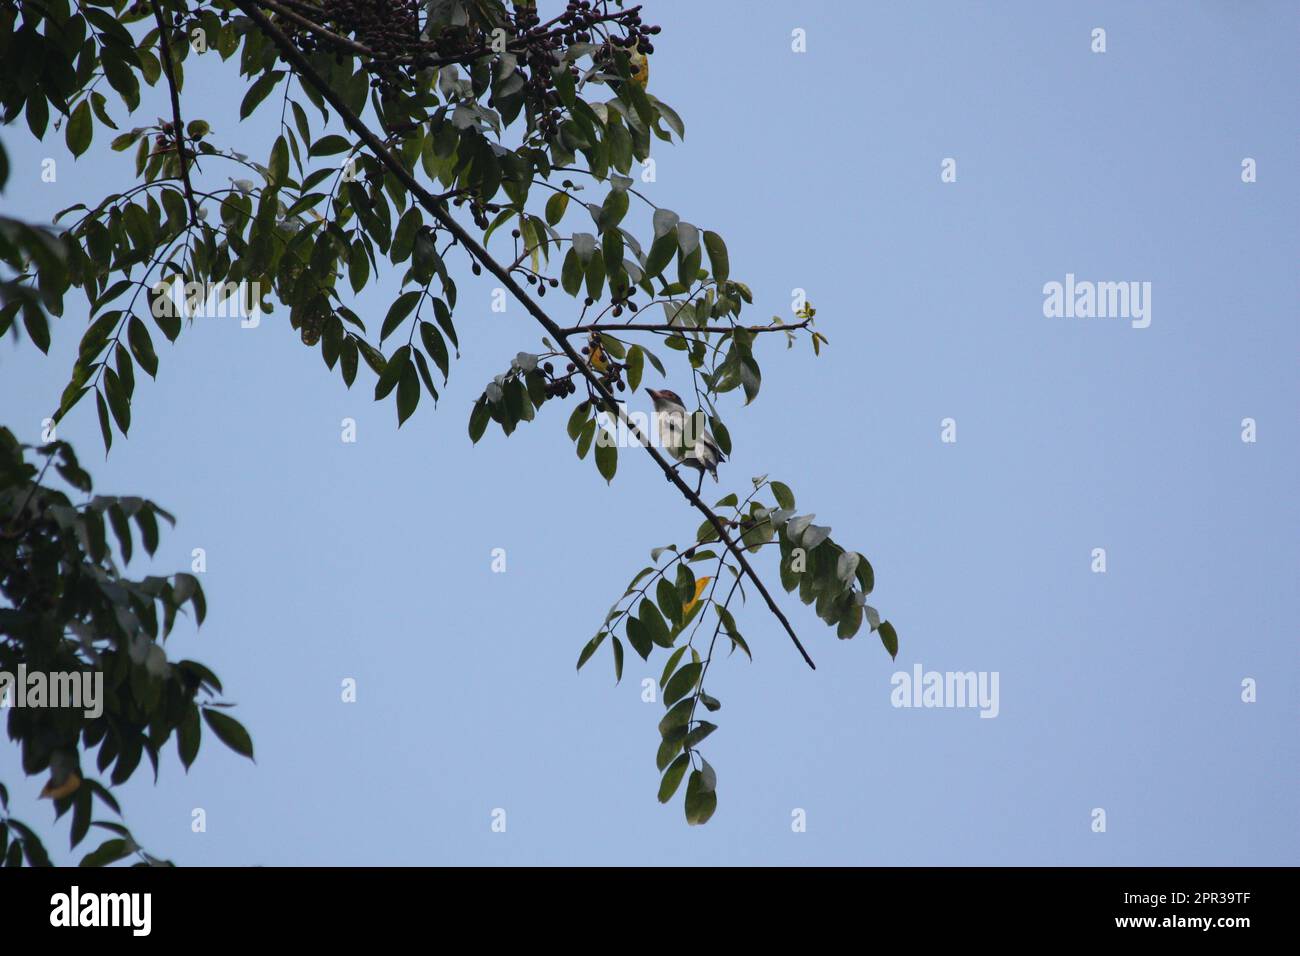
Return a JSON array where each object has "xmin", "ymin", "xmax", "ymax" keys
[{"xmin": 2, "ymin": 1, "xmax": 1296, "ymax": 865}]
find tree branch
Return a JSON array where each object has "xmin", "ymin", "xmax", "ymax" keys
[
  {"xmin": 561, "ymin": 319, "xmax": 814, "ymax": 336},
  {"xmin": 252, "ymin": 0, "xmax": 377, "ymax": 58},
  {"xmin": 252, "ymin": 0, "xmax": 642, "ymax": 68},
  {"xmin": 149, "ymin": 0, "xmax": 199, "ymax": 223},
  {"xmin": 229, "ymin": 0, "xmax": 816, "ymax": 670}
]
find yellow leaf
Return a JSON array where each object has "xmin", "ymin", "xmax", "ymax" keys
[
  {"xmin": 682, "ymin": 576, "xmax": 710, "ymax": 616},
  {"xmin": 629, "ymin": 46, "xmax": 649, "ymax": 89},
  {"xmin": 40, "ymin": 771, "xmax": 81, "ymax": 801}
]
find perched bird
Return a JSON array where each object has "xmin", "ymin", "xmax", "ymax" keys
[{"xmin": 647, "ymin": 388, "xmax": 726, "ymax": 494}]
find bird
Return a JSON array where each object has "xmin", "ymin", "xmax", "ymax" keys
[{"xmin": 646, "ymin": 388, "xmax": 726, "ymax": 495}]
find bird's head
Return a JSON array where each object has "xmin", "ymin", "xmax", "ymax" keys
[{"xmin": 646, "ymin": 388, "xmax": 686, "ymax": 411}]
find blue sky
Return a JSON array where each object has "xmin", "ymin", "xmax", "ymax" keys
[{"xmin": 2, "ymin": 1, "xmax": 1296, "ymax": 865}]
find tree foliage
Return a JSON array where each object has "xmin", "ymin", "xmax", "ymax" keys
[
  {"xmin": 0, "ymin": 429, "xmax": 245, "ymax": 866},
  {"xmin": 0, "ymin": 0, "xmax": 898, "ymax": 845}
]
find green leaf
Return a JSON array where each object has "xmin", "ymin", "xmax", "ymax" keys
[
  {"xmin": 878, "ymin": 620, "xmax": 899, "ymax": 660},
  {"xmin": 240, "ymin": 70, "xmax": 283, "ymax": 120},
  {"xmin": 739, "ymin": 355, "xmax": 761, "ymax": 405},
  {"xmin": 392, "ymin": 208, "xmax": 422, "ymax": 263},
  {"xmin": 380, "ymin": 290, "xmax": 420, "ymax": 342},
  {"xmin": 594, "ymin": 431, "xmax": 617, "ymax": 483},
  {"xmin": 396, "ymin": 362, "xmax": 420, "ymax": 426},
  {"xmin": 22, "ymin": 307, "xmax": 50, "ymax": 354},
  {"xmin": 658, "ymin": 753, "xmax": 690, "ymax": 803},
  {"xmin": 127, "ymin": 316, "xmax": 158, "ymax": 378},
  {"xmin": 643, "ymin": 232, "xmax": 676, "ymax": 279},
  {"xmin": 560, "ymin": 248, "xmax": 583, "ymax": 296},
  {"xmin": 133, "ymin": 505, "xmax": 159, "ymax": 556},
  {"xmin": 624, "ymin": 616, "xmax": 652, "ymax": 660},
  {"xmin": 70, "ymin": 787, "xmax": 91, "ymax": 849},
  {"xmin": 566, "ymin": 401, "xmax": 590, "ymax": 440},
  {"xmin": 676, "ymin": 222, "xmax": 700, "ymax": 257},
  {"xmin": 770, "ymin": 480, "xmax": 795, "ymax": 510},
  {"xmin": 269, "ymin": 135, "xmax": 289, "ymax": 186},
  {"xmin": 703, "ymin": 230, "xmax": 729, "ymax": 283},
  {"xmin": 715, "ymin": 605, "xmax": 751, "ymax": 660},
  {"xmin": 585, "ymin": 248, "xmax": 606, "ymax": 300},
  {"xmin": 652, "ymin": 208, "xmax": 680, "ymax": 238},
  {"xmin": 684, "ymin": 721, "xmax": 717, "ymax": 749},
  {"xmin": 663, "ymin": 661, "xmax": 702, "ymax": 706},
  {"xmin": 202, "ymin": 709, "xmax": 254, "ymax": 760},
  {"xmin": 107, "ymin": 505, "xmax": 133, "ymax": 564},
  {"xmin": 656, "ymin": 577, "xmax": 682, "ymax": 630},
  {"xmin": 684, "ymin": 770, "xmax": 718, "ymax": 825},
  {"xmin": 374, "ymin": 346, "xmax": 410, "ymax": 400},
  {"xmin": 544, "ymin": 191, "xmax": 569, "ymax": 226},
  {"xmin": 838, "ymin": 602, "xmax": 863, "ymax": 640},
  {"xmin": 419, "ymin": 321, "xmax": 450, "ymax": 381},
  {"xmin": 804, "ymin": 525, "xmax": 832, "ymax": 552},
  {"xmin": 598, "ymin": 189, "xmax": 629, "ymax": 231},
  {"xmin": 659, "ymin": 698, "xmax": 693, "ymax": 735},
  {"xmin": 678, "ymin": 243, "xmax": 703, "ymax": 287},
  {"xmin": 79, "ymin": 837, "xmax": 131, "ymax": 868},
  {"xmin": 625, "ymin": 345, "xmax": 644, "ymax": 391},
  {"xmin": 95, "ymin": 391, "xmax": 113, "ymax": 452},
  {"xmin": 659, "ymin": 645, "xmax": 687, "ymax": 689},
  {"xmin": 653, "ymin": 97, "xmax": 685, "ymax": 140},
  {"xmin": 656, "ymin": 732, "xmax": 683, "ymax": 772},
  {"xmin": 310, "ymin": 134, "xmax": 352, "ymax": 156},
  {"xmin": 575, "ymin": 418, "xmax": 596, "ymax": 458},
  {"xmin": 431, "ymin": 297, "xmax": 458, "ymax": 350},
  {"xmin": 340, "ymin": 337, "xmax": 359, "ymax": 387},
  {"xmin": 349, "ymin": 239, "xmax": 370, "ymax": 293},
  {"xmin": 177, "ymin": 706, "xmax": 201, "ymax": 770},
  {"xmin": 576, "ymin": 631, "xmax": 607, "ymax": 670},
  {"xmin": 468, "ymin": 398, "xmax": 490, "ymax": 443},
  {"xmin": 110, "ymin": 130, "xmax": 140, "ymax": 152},
  {"xmin": 66, "ymin": 100, "xmax": 93, "ymax": 158},
  {"xmin": 103, "ymin": 368, "xmax": 130, "ymax": 434},
  {"xmin": 639, "ymin": 597, "xmax": 673, "ymax": 648}
]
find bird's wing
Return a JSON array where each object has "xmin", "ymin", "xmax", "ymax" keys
[{"xmin": 699, "ymin": 430, "xmax": 725, "ymax": 463}]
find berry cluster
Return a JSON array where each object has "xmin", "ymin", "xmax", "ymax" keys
[
  {"xmin": 540, "ymin": 361, "xmax": 576, "ymax": 399},
  {"xmin": 580, "ymin": 331, "xmax": 628, "ymax": 394},
  {"xmin": 522, "ymin": 1, "xmax": 661, "ymax": 136},
  {"xmin": 532, "ymin": 331, "xmax": 630, "ymax": 405},
  {"xmin": 275, "ymin": 0, "xmax": 658, "ymax": 133},
  {"xmin": 314, "ymin": 0, "xmax": 424, "ymax": 98}
]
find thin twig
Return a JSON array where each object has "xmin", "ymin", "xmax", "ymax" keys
[
  {"xmin": 149, "ymin": 0, "xmax": 199, "ymax": 223},
  {"xmin": 559, "ymin": 319, "xmax": 813, "ymax": 336}
]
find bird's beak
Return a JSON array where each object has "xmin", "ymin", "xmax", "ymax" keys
[{"xmin": 646, "ymin": 388, "xmax": 662, "ymax": 401}]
